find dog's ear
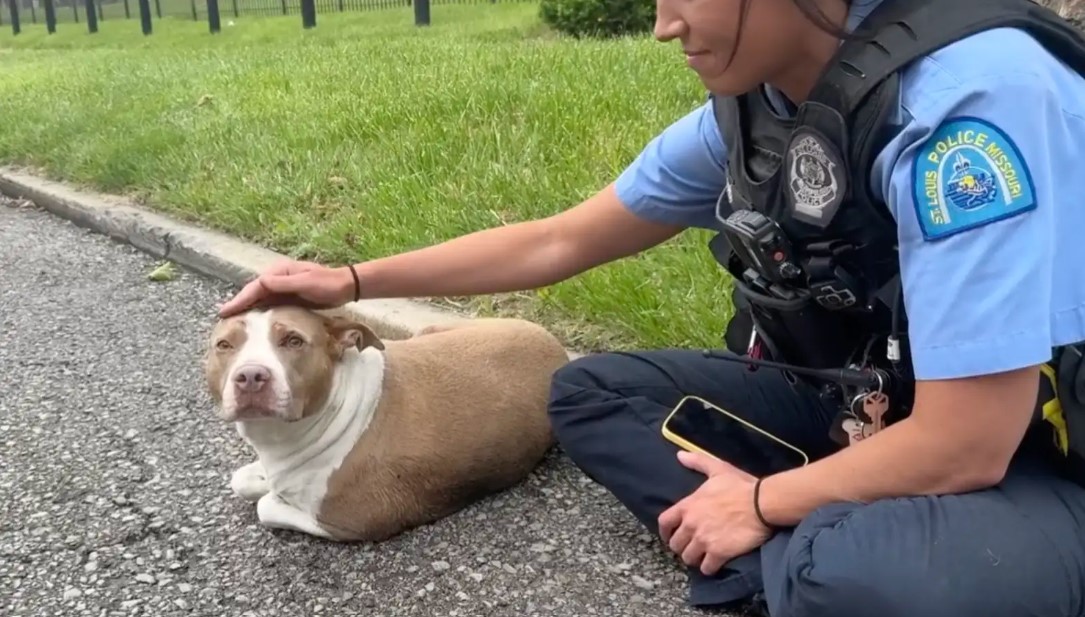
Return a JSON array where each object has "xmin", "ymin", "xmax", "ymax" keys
[{"xmin": 324, "ymin": 315, "xmax": 385, "ymax": 353}]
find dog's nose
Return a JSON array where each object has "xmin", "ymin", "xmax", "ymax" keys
[{"xmin": 234, "ymin": 365, "xmax": 271, "ymax": 392}]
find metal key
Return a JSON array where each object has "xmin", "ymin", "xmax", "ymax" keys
[{"xmin": 862, "ymin": 391, "xmax": 890, "ymax": 434}]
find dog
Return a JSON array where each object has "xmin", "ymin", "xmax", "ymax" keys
[{"xmin": 203, "ymin": 305, "xmax": 570, "ymax": 542}]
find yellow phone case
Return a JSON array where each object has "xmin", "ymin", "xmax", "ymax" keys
[{"xmin": 660, "ymin": 394, "xmax": 810, "ymax": 466}]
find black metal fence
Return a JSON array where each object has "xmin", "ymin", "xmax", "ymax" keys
[{"xmin": 1, "ymin": 0, "xmax": 527, "ymax": 34}]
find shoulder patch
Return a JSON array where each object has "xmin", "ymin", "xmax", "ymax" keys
[{"xmin": 911, "ymin": 116, "xmax": 1036, "ymax": 241}]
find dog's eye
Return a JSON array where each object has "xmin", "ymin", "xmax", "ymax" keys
[
  {"xmin": 283, "ymin": 334, "xmax": 305, "ymax": 349},
  {"xmin": 215, "ymin": 339, "xmax": 232, "ymax": 351}
]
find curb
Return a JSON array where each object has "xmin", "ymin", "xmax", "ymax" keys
[{"xmin": 0, "ymin": 166, "xmax": 582, "ymax": 358}]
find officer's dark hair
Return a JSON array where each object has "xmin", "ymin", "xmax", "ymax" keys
[{"xmin": 792, "ymin": 0, "xmax": 878, "ymax": 39}]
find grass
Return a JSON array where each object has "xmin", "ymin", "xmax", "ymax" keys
[{"xmin": 0, "ymin": 2, "xmax": 738, "ymax": 352}]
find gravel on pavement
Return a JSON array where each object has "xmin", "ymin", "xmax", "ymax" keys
[{"xmin": 0, "ymin": 198, "xmax": 735, "ymax": 617}]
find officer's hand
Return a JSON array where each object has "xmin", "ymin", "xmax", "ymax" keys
[
  {"xmin": 657, "ymin": 451, "xmax": 773, "ymax": 576},
  {"xmin": 217, "ymin": 259, "xmax": 356, "ymax": 318}
]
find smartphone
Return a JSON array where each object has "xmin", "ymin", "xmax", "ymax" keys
[{"xmin": 661, "ymin": 395, "xmax": 809, "ymax": 477}]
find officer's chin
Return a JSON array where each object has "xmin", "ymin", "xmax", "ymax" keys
[
  {"xmin": 696, "ymin": 68, "xmax": 758, "ymax": 99},
  {"xmin": 704, "ymin": 81, "xmax": 755, "ymax": 98}
]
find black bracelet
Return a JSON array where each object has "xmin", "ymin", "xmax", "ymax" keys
[
  {"xmin": 346, "ymin": 264, "xmax": 361, "ymax": 303},
  {"xmin": 753, "ymin": 478, "xmax": 776, "ymax": 530}
]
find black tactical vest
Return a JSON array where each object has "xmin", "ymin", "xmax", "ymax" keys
[{"xmin": 707, "ymin": 0, "xmax": 1085, "ymax": 470}]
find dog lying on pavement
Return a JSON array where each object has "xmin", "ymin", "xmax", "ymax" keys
[{"xmin": 203, "ymin": 306, "xmax": 569, "ymax": 542}]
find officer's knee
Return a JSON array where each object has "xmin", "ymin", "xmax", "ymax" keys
[
  {"xmin": 773, "ymin": 557, "xmax": 903, "ymax": 617},
  {"xmin": 549, "ymin": 349, "xmax": 634, "ymax": 397},
  {"xmin": 547, "ymin": 351, "xmax": 664, "ymax": 457},
  {"xmin": 547, "ymin": 352, "xmax": 626, "ymax": 424},
  {"xmin": 769, "ymin": 502, "xmax": 951, "ymax": 617}
]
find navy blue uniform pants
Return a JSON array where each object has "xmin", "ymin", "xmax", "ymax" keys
[{"xmin": 547, "ymin": 349, "xmax": 1085, "ymax": 616}]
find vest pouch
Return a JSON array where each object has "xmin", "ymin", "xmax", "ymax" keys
[
  {"xmin": 723, "ymin": 286, "xmax": 756, "ymax": 356},
  {"xmin": 712, "ymin": 231, "xmax": 763, "ymax": 356},
  {"xmin": 732, "ymin": 278, "xmax": 872, "ymax": 372},
  {"xmin": 1056, "ymin": 344, "xmax": 1085, "ymax": 484},
  {"xmin": 1062, "ymin": 452, "xmax": 1085, "ymax": 488}
]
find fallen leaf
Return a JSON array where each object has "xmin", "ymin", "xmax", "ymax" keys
[{"xmin": 147, "ymin": 262, "xmax": 177, "ymax": 282}]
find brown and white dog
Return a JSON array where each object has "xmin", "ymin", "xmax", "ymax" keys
[{"xmin": 203, "ymin": 306, "xmax": 569, "ymax": 542}]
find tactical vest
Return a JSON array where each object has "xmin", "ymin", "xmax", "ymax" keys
[{"xmin": 708, "ymin": 0, "xmax": 1085, "ymax": 479}]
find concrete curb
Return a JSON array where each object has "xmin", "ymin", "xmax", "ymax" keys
[{"xmin": 0, "ymin": 166, "xmax": 582, "ymax": 358}]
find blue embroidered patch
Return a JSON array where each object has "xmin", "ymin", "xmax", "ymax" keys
[{"xmin": 911, "ymin": 117, "xmax": 1036, "ymax": 241}]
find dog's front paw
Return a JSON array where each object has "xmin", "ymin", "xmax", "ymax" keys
[
  {"xmin": 231, "ymin": 461, "xmax": 269, "ymax": 502},
  {"xmin": 256, "ymin": 493, "xmax": 334, "ymax": 539}
]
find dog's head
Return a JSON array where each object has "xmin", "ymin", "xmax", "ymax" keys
[{"xmin": 204, "ymin": 306, "xmax": 384, "ymax": 423}]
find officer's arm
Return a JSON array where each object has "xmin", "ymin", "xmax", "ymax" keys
[{"xmin": 756, "ymin": 71, "xmax": 1061, "ymax": 525}]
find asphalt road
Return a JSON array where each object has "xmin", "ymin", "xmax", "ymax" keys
[{"xmin": 0, "ymin": 199, "xmax": 733, "ymax": 617}]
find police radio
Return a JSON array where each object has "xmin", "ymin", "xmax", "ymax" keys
[
  {"xmin": 719, "ymin": 209, "xmax": 803, "ymax": 288},
  {"xmin": 720, "ymin": 208, "xmax": 869, "ymax": 312}
]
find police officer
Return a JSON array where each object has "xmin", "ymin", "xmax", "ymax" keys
[{"xmin": 219, "ymin": 0, "xmax": 1085, "ymax": 614}]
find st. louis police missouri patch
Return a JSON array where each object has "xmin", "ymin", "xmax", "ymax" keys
[{"xmin": 912, "ymin": 117, "xmax": 1036, "ymax": 241}]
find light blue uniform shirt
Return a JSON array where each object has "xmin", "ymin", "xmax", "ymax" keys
[{"xmin": 615, "ymin": 0, "xmax": 1085, "ymax": 381}]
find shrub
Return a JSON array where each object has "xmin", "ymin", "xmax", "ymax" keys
[{"xmin": 538, "ymin": 0, "xmax": 655, "ymax": 39}]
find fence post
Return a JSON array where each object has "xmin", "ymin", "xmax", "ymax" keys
[
  {"xmin": 8, "ymin": 0, "xmax": 19, "ymax": 35},
  {"xmin": 138, "ymin": 0, "xmax": 152, "ymax": 34},
  {"xmin": 43, "ymin": 0, "xmax": 56, "ymax": 33},
  {"xmin": 8, "ymin": 0, "xmax": 19, "ymax": 34},
  {"xmin": 207, "ymin": 0, "xmax": 220, "ymax": 33},
  {"xmin": 300, "ymin": 0, "xmax": 314, "ymax": 28},
  {"xmin": 190, "ymin": 0, "xmax": 196, "ymax": 20},
  {"xmin": 85, "ymin": 0, "xmax": 98, "ymax": 31},
  {"xmin": 413, "ymin": 0, "xmax": 428, "ymax": 26}
]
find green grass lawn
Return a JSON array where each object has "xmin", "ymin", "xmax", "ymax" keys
[{"xmin": 0, "ymin": 2, "xmax": 737, "ymax": 352}]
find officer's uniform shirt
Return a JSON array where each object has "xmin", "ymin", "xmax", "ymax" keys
[{"xmin": 615, "ymin": 0, "xmax": 1085, "ymax": 382}]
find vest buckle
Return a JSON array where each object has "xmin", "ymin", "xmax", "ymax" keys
[
  {"xmin": 810, "ymin": 270, "xmax": 862, "ymax": 310},
  {"xmin": 802, "ymin": 243, "xmax": 867, "ymax": 311}
]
